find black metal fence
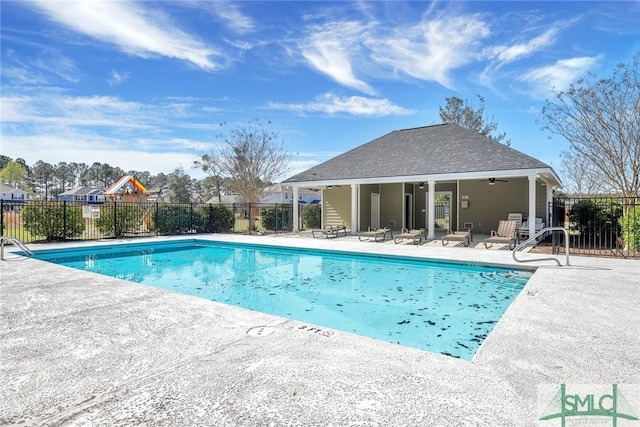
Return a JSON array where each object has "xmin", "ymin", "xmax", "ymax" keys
[
  {"xmin": 550, "ymin": 196, "xmax": 639, "ymax": 258},
  {"xmin": 5, "ymin": 197, "xmax": 638, "ymax": 258},
  {"xmin": 1, "ymin": 200, "xmax": 322, "ymax": 244}
]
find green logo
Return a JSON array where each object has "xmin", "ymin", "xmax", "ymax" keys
[{"xmin": 539, "ymin": 384, "xmax": 638, "ymax": 426}]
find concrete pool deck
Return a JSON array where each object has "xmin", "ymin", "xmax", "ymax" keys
[{"xmin": 1, "ymin": 233, "xmax": 638, "ymax": 426}]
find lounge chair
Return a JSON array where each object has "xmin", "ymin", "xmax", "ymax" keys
[
  {"xmin": 517, "ymin": 217, "xmax": 545, "ymax": 241},
  {"xmin": 484, "ymin": 220, "xmax": 518, "ymax": 250},
  {"xmin": 394, "ymin": 228, "xmax": 425, "ymax": 245},
  {"xmin": 442, "ymin": 230, "xmax": 471, "ymax": 247},
  {"xmin": 358, "ymin": 227, "xmax": 392, "ymax": 242},
  {"xmin": 312, "ymin": 224, "xmax": 348, "ymax": 238}
]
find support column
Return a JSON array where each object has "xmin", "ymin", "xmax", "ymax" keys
[
  {"xmin": 546, "ymin": 185, "xmax": 553, "ymax": 227},
  {"xmin": 528, "ymin": 175, "xmax": 537, "ymax": 238},
  {"xmin": 351, "ymin": 184, "xmax": 359, "ymax": 235},
  {"xmin": 428, "ymin": 180, "xmax": 436, "ymax": 240},
  {"xmin": 292, "ymin": 187, "xmax": 299, "ymax": 232}
]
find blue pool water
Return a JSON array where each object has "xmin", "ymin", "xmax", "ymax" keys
[{"xmin": 34, "ymin": 240, "xmax": 532, "ymax": 359}]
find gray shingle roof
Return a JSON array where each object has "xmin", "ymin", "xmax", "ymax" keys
[{"xmin": 284, "ymin": 123, "xmax": 555, "ymax": 183}]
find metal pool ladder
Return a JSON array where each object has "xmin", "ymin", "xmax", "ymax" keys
[
  {"xmin": 0, "ymin": 236, "xmax": 34, "ymax": 260},
  {"xmin": 512, "ymin": 227, "xmax": 570, "ymax": 266}
]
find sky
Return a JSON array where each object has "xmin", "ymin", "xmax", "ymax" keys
[{"xmin": 1, "ymin": 1, "xmax": 639, "ymax": 183}]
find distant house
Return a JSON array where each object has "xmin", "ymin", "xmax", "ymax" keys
[
  {"xmin": 261, "ymin": 184, "xmax": 320, "ymax": 205},
  {"xmin": 192, "ymin": 194, "xmax": 207, "ymax": 204},
  {"xmin": 57, "ymin": 186, "xmax": 105, "ymax": 204},
  {"xmin": 0, "ymin": 184, "xmax": 29, "ymax": 211},
  {"xmin": 205, "ymin": 185, "xmax": 321, "ymax": 205},
  {"xmin": 206, "ymin": 194, "xmax": 243, "ymax": 204}
]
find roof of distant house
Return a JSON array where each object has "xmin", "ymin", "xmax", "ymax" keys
[{"xmin": 58, "ymin": 186, "xmax": 104, "ymax": 196}]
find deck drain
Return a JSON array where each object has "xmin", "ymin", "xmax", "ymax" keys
[{"xmin": 247, "ymin": 326, "xmax": 275, "ymax": 337}]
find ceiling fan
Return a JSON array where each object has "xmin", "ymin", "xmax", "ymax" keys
[{"xmin": 481, "ymin": 178, "xmax": 509, "ymax": 185}]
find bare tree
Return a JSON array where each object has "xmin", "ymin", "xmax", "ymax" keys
[
  {"xmin": 559, "ymin": 150, "xmax": 610, "ymax": 196},
  {"xmin": 195, "ymin": 119, "xmax": 290, "ymax": 231},
  {"xmin": 439, "ymin": 95, "xmax": 511, "ymax": 146},
  {"xmin": 541, "ymin": 52, "xmax": 640, "ymax": 198}
]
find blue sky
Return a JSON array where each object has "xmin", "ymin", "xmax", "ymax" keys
[{"xmin": 1, "ymin": 1, "xmax": 639, "ymax": 181}]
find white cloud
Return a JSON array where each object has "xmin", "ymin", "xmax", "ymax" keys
[
  {"xmin": 31, "ymin": 0, "xmax": 220, "ymax": 70},
  {"xmin": 108, "ymin": 70, "xmax": 130, "ymax": 86},
  {"xmin": 0, "ymin": 132, "xmax": 207, "ymax": 177},
  {"xmin": 367, "ymin": 14, "xmax": 491, "ymax": 89},
  {"xmin": 490, "ymin": 27, "xmax": 559, "ymax": 64},
  {"xmin": 521, "ymin": 56, "xmax": 602, "ymax": 97},
  {"xmin": 267, "ymin": 93, "xmax": 414, "ymax": 117},
  {"xmin": 2, "ymin": 93, "xmax": 153, "ymax": 128},
  {"xmin": 300, "ymin": 21, "xmax": 375, "ymax": 94},
  {"xmin": 209, "ymin": 1, "xmax": 254, "ymax": 34},
  {"xmin": 1, "ymin": 51, "xmax": 80, "ymax": 86}
]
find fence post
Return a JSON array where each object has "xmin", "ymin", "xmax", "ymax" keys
[
  {"xmin": 63, "ymin": 201, "xmax": 67, "ymax": 241},
  {"xmin": 113, "ymin": 202, "xmax": 118, "ymax": 237},
  {"xmin": 190, "ymin": 203, "xmax": 194, "ymax": 233}
]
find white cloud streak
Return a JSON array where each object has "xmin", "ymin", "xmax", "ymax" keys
[
  {"xmin": 209, "ymin": 1, "xmax": 255, "ymax": 34},
  {"xmin": 108, "ymin": 70, "xmax": 130, "ymax": 86},
  {"xmin": 31, "ymin": 0, "xmax": 220, "ymax": 70},
  {"xmin": 267, "ymin": 93, "xmax": 414, "ymax": 117},
  {"xmin": 367, "ymin": 14, "xmax": 491, "ymax": 89},
  {"xmin": 299, "ymin": 13, "xmax": 491, "ymax": 92},
  {"xmin": 521, "ymin": 55, "xmax": 602, "ymax": 97},
  {"xmin": 0, "ymin": 132, "xmax": 205, "ymax": 177},
  {"xmin": 490, "ymin": 27, "xmax": 559, "ymax": 64},
  {"xmin": 300, "ymin": 21, "xmax": 375, "ymax": 94}
]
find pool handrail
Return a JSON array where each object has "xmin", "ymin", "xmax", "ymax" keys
[
  {"xmin": 512, "ymin": 227, "xmax": 570, "ymax": 266},
  {"xmin": 0, "ymin": 236, "xmax": 33, "ymax": 260}
]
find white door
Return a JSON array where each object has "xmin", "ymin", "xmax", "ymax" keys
[{"xmin": 371, "ymin": 193, "xmax": 380, "ymax": 229}]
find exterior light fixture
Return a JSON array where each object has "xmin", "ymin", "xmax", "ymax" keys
[{"xmin": 418, "ymin": 182, "xmax": 424, "ymax": 189}]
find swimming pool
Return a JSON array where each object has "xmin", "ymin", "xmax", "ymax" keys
[{"xmin": 33, "ymin": 239, "xmax": 532, "ymax": 359}]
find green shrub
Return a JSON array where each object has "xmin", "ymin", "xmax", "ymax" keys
[
  {"xmin": 302, "ymin": 204, "xmax": 321, "ymax": 229},
  {"xmin": 154, "ymin": 205, "xmax": 195, "ymax": 235},
  {"xmin": 21, "ymin": 202, "xmax": 84, "ymax": 241},
  {"xmin": 95, "ymin": 204, "xmax": 145, "ymax": 238},
  {"xmin": 569, "ymin": 199, "xmax": 622, "ymax": 245},
  {"xmin": 260, "ymin": 205, "xmax": 291, "ymax": 231},
  {"xmin": 621, "ymin": 205, "xmax": 640, "ymax": 251},
  {"xmin": 203, "ymin": 204, "xmax": 234, "ymax": 233}
]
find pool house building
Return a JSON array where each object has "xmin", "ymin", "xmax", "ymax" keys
[{"xmin": 283, "ymin": 123, "xmax": 562, "ymax": 240}]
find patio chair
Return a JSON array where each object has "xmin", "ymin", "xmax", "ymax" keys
[
  {"xmin": 507, "ymin": 213, "xmax": 523, "ymax": 228},
  {"xmin": 394, "ymin": 228, "xmax": 425, "ymax": 245},
  {"xmin": 358, "ymin": 227, "xmax": 392, "ymax": 242},
  {"xmin": 517, "ymin": 217, "xmax": 545, "ymax": 241},
  {"xmin": 441, "ymin": 229, "xmax": 471, "ymax": 247},
  {"xmin": 484, "ymin": 220, "xmax": 518, "ymax": 250},
  {"xmin": 312, "ymin": 224, "xmax": 348, "ymax": 238}
]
